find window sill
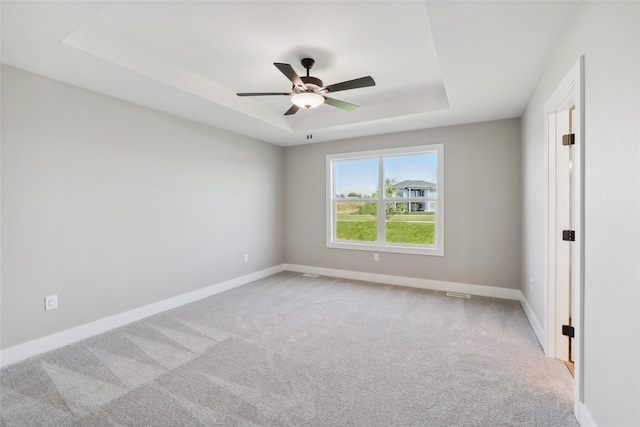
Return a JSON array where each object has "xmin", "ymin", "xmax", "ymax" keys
[{"xmin": 327, "ymin": 240, "xmax": 444, "ymax": 256}]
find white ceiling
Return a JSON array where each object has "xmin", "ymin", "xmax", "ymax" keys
[{"xmin": 1, "ymin": 1, "xmax": 582, "ymax": 146}]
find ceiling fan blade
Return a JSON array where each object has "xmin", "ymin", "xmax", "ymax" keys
[
  {"xmin": 323, "ymin": 96, "xmax": 358, "ymax": 112},
  {"xmin": 274, "ymin": 63, "xmax": 306, "ymax": 90},
  {"xmin": 237, "ymin": 92, "xmax": 292, "ymax": 96},
  {"xmin": 284, "ymin": 104, "xmax": 300, "ymax": 115},
  {"xmin": 324, "ymin": 76, "xmax": 375, "ymax": 93}
]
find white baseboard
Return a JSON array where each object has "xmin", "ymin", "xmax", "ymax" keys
[
  {"xmin": 0, "ymin": 265, "xmax": 284, "ymax": 368},
  {"xmin": 284, "ymin": 264, "xmax": 522, "ymax": 300},
  {"xmin": 519, "ymin": 294, "xmax": 546, "ymax": 352},
  {"xmin": 578, "ymin": 403, "xmax": 598, "ymax": 427}
]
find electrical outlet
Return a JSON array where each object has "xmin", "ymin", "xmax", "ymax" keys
[
  {"xmin": 45, "ymin": 295, "xmax": 58, "ymax": 311},
  {"xmin": 244, "ymin": 254, "xmax": 249, "ymax": 263},
  {"xmin": 373, "ymin": 253, "xmax": 379, "ymax": 262}
]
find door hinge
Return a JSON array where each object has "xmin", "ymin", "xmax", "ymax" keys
[
  {"xmin": 562, "ymin": 325, "xmax": 575, "ymax": 338},
  {"xmin": 562, "ymin": 230, "xmax": 575, "ymax": 241},
  {"xmin": 562, "ymin": 133, "xmax": 575, "ymax": 146}
]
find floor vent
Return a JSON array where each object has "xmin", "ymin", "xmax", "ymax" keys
[
  {"xmin": 446, "ymin": 292, "xmax": 471, "ymax": 299},
  {"xmin": 302, "ymin": 273, "xmax": 319, "ymax": 278}
]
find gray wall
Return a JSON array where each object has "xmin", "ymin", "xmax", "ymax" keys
[
  {"xmin": 1, "ymin": 65, "xmax": 284, "ymax": 349},
  {"xmin": 520, "ymin": 2, "xmax": 639, "ymax": 425},
  {"xmin": 284, "ymin": 119, "xmax": 521, "ymax": 289}
]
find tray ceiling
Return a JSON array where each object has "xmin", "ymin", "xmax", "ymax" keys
[{"xmin": 1, "ymin": 1, "xmax": 582, "ymax": 146}]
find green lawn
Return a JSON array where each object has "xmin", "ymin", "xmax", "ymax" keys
[
  {"xmin": 336, "ymin": 220, "xmax": 435, "ymax": 244},
  {"xmin": 386, "ymin": 222, "xmax": 434, "ymax": 244},
  {"xmin": 336, "ymin": 221, "xmax": 377, "ymax": 241}
]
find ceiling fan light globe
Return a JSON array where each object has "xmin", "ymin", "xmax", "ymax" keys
[{"xmin": 291, "ymin": 93, "xmax": 324, "ymax": 109}]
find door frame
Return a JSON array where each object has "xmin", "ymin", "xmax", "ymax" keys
[{"xmin": 544, "ymin": 57, "xmax": 584, "ymax": 417}]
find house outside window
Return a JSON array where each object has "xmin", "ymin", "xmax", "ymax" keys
[
  {"xmin": 326, "ymin": 144, "xmax": 444, "ymax": 256},
  {"xmin": 392, "ymin": 180, "xmax": 437, "ymax": 213}
]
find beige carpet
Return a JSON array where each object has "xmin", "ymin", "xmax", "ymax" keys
[{"xmin": 1, "ymin": 271, "xmax": 577, "ymax": 426}]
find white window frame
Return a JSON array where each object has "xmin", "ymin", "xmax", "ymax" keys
[{"xmin": 326, "ymin": 144, "xmax": 444, "ymax": 256}]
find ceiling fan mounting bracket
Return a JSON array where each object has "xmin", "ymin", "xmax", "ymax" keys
[{"xmin": 300, "ymin": 57, "xmax": 315, "ymax": 72}]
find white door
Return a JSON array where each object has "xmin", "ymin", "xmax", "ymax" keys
[{"xmin": 555, "ymin": 106, "xmax": 575, "ymax": 364}]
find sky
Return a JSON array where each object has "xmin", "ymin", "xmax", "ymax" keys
[{"xmin": 335, "ymin": 153, "xmax": 437, "ymax": 197}]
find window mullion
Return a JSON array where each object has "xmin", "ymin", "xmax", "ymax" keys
[{"xmin": 377, "ymin": 156, "xmax": 385, "ymax": 244}]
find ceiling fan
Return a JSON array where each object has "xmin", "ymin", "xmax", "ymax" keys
[{"xmin": 237, "ymin": 58, "xmax": 375, "ymax": 116}]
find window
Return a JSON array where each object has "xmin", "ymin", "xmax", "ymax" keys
[{"xmin": 326, "ymin": 144, "xmax": 444, "ymax": 256}]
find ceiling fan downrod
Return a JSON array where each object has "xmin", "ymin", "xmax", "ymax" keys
[{"xmin": 301, "ymin": 57, "xmax": 314, "ymax": 77}]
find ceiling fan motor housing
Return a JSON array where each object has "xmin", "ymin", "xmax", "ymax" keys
[{"xmin": 296, "ymin": 76, "xmax": 324, "ymax": 93}]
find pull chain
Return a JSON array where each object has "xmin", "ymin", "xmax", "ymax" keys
[{"xmin": 306, "ymin": 108, "xmax": 313, "ymax": 140}]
